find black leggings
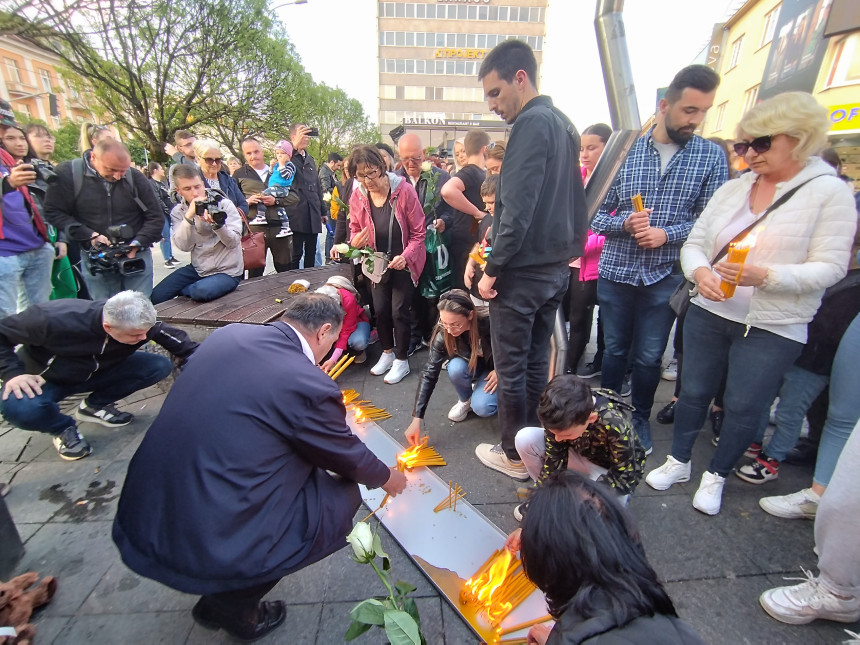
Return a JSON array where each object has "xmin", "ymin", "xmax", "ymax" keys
[
  {"xmin": 567, "ymin": 269, "xmax": 603, "ymax": 372},
  {"xmin": 370, "ymin": 270, "xmax": 415, "ymax": 360}
]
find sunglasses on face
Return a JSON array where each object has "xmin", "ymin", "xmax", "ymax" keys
[
  {"xmin": 203, "ymin": 157, "xmax": 223, "ymax": 165},
  {"xmin": 733, "ymin": 135, "xmax": 772, "ymax": 156}
]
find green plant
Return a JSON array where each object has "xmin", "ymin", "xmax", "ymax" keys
[
  {"xmin": 419, "ymin": 162, "xmax": 440, "ymax": 220},
  {"xmin": 344, "ymin": 522, "xmax": 424, "ymax": 644}
]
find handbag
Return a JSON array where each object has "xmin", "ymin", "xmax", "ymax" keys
[
  {"xmin": 237, "ymin": 209, "xmax": 266, "ymax": 271},
  {"xmin": 361, "ymin": 203, "xmax": 395, "ymax": 285},
  {"xmin": 669, "ymin": 175, "xmax": 829, "ymax": 315},
  {"xmin": 419, "ymin": 227, "xmax": 452, "ymax": 298}
]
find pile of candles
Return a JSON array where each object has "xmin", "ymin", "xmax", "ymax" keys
[
  {"xmin": 434, "ymin": 481, "xmax": 465, "ymax": 513},
  {"xmin": 352, "ymin": 405, "xmax": 391, "ymax": 424},
  {"xmin": 631, "ymin": 193, "xmax": 644, "ymax": 212},
  {"xmin": 396, "ymin": 437, "xmax": 446, "ymax": 471},
  {"xmin": 460, "ymin": 549, "xmax": 538, "ymax": 629},
  {"xmin": 327, "ymin": 354, "xmax": 356, "ymax": 380}
]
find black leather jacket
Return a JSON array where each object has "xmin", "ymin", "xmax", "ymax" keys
[{"xmin": 411, "ymin": 313, "xmax": 493, "ymax": 419}]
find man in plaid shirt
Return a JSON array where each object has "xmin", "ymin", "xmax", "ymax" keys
[{"xmin": 591, "ymin": 65, "xmax": 729, "ymax": 453}]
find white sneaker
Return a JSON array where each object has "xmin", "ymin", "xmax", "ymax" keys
[
  {"xmin": 661, "ymin": 358, "xmax": 678, "ymax": 381},
  {"xmin": 370, "ymin": 352, "xmax": 395, "ymax": 376},
  {"xmin": 692, "ymin": 471, "xmax": 726, "ymax": 515},
  {"xmin": 759, "ymin": 488, "xmax": 820, "ymax": 519},
  {"xmin": 645, "ymin": 455, "xmax": 691, "ymax": 490},
  {"xmin": 384, "ymin": 359, "xmax": 410, "ymax": 384},
  {"xmin": 448, "ymin": 399, "xmax": 471, "ymax": 422},
  {"xmin": 760, "ymin": 569, "xmax": 860, "ymax": 625},
  {"xmin": 275, "ymin": 227, "xmax": 292, "ymax": 238},
  {"xmin": 249, "ymin": 214, "xmax": 268, "ymax": 225}
]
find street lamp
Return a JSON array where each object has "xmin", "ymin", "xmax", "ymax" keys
[{"xmin": 271, "ymin": 0, "xmax": 307, "ymax": 8}]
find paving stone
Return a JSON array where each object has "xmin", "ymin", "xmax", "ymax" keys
[
  {"xmin": 29, "ymin": 615, "xmax": 71, "ymax": 645},
  {"xmin": 440, "ymin": 596, "xmax": 482, "ymax": 644},
  {"xmin": 315, "ymin": 598, "xmax": 453, "ymax": 645},
  {"xmin": 56, "ymin": 611, "xmax": 194, "ymax": 644},
  {"xmin": 0, "ymin": 429, "xmax": 31, "ymax": 462},
  {"xmin": 79, "ymin": 559, "xmax": 197, "ymax": 614},
  {"xmin": 16, "ymin": 522, "xmax": 43, "ymax": 544}
]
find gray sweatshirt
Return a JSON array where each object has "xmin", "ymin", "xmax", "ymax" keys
[{"xmin": 170, "ymin": 197, "xmax": 244, "ymax": 278}]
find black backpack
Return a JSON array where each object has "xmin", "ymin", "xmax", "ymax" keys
[{"xmin": 70, "ymin": 157, "xmax": 148, "ymax": 213}]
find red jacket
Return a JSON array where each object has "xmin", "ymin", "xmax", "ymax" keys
[{"xmin": 334, "ymin": 287, "xmax": 369, "ymax": 352}]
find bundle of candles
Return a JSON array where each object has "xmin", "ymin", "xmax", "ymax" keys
[
  {"xmin": 396, "ymin": 436, "xmax": 446, "ymax": 471},
  {"xmin": 352, "ymin": 405, "xmax": 391, "ymax": 424},
  {"xmin": 631, "ymin": 193, "xmax": 644, "ymax": 212},
  {"xmin": 341, "ymin": 389, "xmax": 361, "ymax": 405},
  {"xmin": 460, "ymin": 548, "xmax": 538, "ymax": 629},
  {"xmin": 719, "ymin": 227, "xmax": 761, "ymax": 299},
  {"xmin": 434, "ymin": 481, "xmax": 465, "ymax": 512},
  {"xmin": 326, "ymin": 354, "xmax": 355, "ymax": 380}
]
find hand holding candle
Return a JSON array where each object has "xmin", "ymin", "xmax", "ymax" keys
[{"xmin": 714, "ymin": 227, "xmax": 767, "ymax": 297}]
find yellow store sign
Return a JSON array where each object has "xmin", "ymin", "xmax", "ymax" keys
[
  {"xmin": 434, "ymin": 48, "xmax": 487, "ymax": 59},
  {"xmin": 828, "ymin": 104, "xmax": 860, "ymax": 132}
]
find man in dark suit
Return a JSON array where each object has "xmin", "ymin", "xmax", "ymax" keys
[{"xmin": 113, "ymin": 293, "xmax": 407, "ymax": 641}]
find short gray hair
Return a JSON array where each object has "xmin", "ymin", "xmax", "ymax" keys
[
  {"xmin": 192, "ymin": 138, "xmax": 222, "ymax": 162},
  {"xmin": 103, "ymin": 291, "xmax": 157, "ymax": 329},
  {"xmin": 281, "ymin": 293, "xmax": 343, "ymax": 332}
]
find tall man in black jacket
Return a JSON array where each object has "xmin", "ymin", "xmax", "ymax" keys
[
  {"xmin": 0, "ymin": 291, "xmax": 197, "ymax": 460},
  {"xmin": 286, "ymin": 124, "xmax": 325, "ymax": 269},
  {"xmin": 42, "ymin": 140, "xmax": 164, "ymax": 298},
  {"xmin": 475, "ymin": 40, "xmax": 587, "ymax": 480}
]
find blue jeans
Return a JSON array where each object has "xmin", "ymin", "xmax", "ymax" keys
[
  {"xmin": 159, "ymin": 218, "xmax": 173, "ymax": 261},
  {"xmin": 0, "ymin": 352, "xmax": 172, "ymax": 434},
  {"xmin": 0, "ymin": 243, "xmax": 55, "ymax": 318},
  {"xmin": 597, "ymin": 273, "xmax": 682, "ymax": 446},
  {"xmin": 754, "ymin": 366, "xmax": 829, "ymax": 461},
  {"xmin": 348, "ymin": 321, "xmax": 371, "ymax": 352},
  {"xmin": 81, "ymin": 247, "xmax": 154, "ymax": 299},
  {"xmin": 671, "ymin": 304, "xmax": 803, "ymax": 476},
  {"xmin": 446, "ymin": 356, "xmax": 498, "ymax": 417},
  {"xmin": 814, "ymin": 313, "xmax": 860, "ymax": 487},
  {"xmin": 150, "ymin": 264, "xmax": 240, "ymax": 305}
]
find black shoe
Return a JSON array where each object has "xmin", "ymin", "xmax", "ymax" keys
[
  {"xmin": 784, "ymin": 438, "xmax": 818, "ymax": 466},
  {"xmin": 75, "ymin": 401, "xmax": 133, "ymax": 427},
  {"xmin": 192, "ymin": 598, "xmax": 286, "ymax": 642},
  {"xmin": 620, "ymin": 373, "xmax": 632, "ymax": 398},
  {"xmin": 577, "ymin": 358, "xmax": 602, "ymax": 379},
  {"xmin": 656, "ymin": 400, "xmax": 676, "ymax": 424},
  {"xmin": 407, "ymin": 339, "xmax": 421, "ymax": 357},
  {"xmin": 52, "ymin": 426, "xmax": 92, "ymax": 461},
  {"xmin": 710, "ymin": 409, "xmax": 724, "ymax": 440}
]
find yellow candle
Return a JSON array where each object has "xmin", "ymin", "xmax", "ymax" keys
[
  {"xmin": 330, "ymin": 355, "xmax": 356, "ymax": 380},
  {"xmin": 631, "ymin": 193, "xmax": 644, "ymax": 212},
  {"xmin": 719, "ymin": 243, "xmax": 750, "ymax": 298}
]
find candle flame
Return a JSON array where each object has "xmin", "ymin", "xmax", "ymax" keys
[
  {"xmin": 464, "ymin": 549, "xmax": 513, "ymax": 608},
  {"xmin": 736, "ymin": 225, "xmax": 765, "ymax": 250}
]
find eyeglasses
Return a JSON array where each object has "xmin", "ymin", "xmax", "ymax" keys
[
  {"xmin": 401, "ymin": 156, "xmax": 423, "ymax": 164},
  {"xmin": 356, "ymin": 168, "xmax": 382, "ymax": 181},
  {"xmin": 733, "ymin": 135, "xmax": 772, "ymax": 157},
  {"xmin": 439, "ymin": 319, "xmax": 466, "ymax": 332},
  {"xmin": 488, "ymin": 141, "xmax": 497, "ymax": 150},
  {"xmin": 202, "ymin": 157, "xmax": 223, "ymax": 165}
]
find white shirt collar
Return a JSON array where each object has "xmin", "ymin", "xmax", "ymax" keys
[{"xmin": 285, "ymin": 323, "xmax": 316, "ymax": 364}]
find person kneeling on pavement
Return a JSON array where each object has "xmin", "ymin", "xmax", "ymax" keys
[
  {"xmin": 150, "ymin": 164, "xmax": 244, "ymax": 305},
  {"xmin": 316, "ymin": 275, "xmax": 372, "ymax": 369},
  {"xmin": 0, "ymin": 291, "xmax": 197, "ymax": 460},
  {"xmin": 513, "ymin": 375, "xmax": 645, "ymax": 518}
]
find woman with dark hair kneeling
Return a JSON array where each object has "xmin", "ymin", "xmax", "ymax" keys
[
  {"xmin": 507, "ymin": 471, "xmax": 704, "ymax": 644},
  {"xmin": 404, "ymin": 289, "xmax": 497, "ymax": 445}
]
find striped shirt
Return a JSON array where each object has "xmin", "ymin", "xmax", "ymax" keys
[{"xmin": 591, "ymin": 129, "xmax": 728, "ymax": 286}]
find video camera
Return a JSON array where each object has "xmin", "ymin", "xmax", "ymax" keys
[
  {"xmin": 30, "ymin": 159, "xmax": 58, "ymax": 185},
  {"xmin": 194, "ymin": 189, "xmax": 228, "ymax": 229},
  {"xmin": 68, "ymin": 223, "xmax": 146, "ymax": 276}
]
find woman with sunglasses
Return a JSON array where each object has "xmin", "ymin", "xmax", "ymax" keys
[
  {"xmin": 346, "ymin": 145, "xmax": 425, "ymax": 385},
  {"xmin": 404, "ymin": 289, "xmax": 497, "ymax": 445},
  {"xmin": 192, "ymin": 138, "xmax": 248, "ymax": 217},
  {"xmin": 646, "ymin": 92, "xmax": 857, "ymax": 516}
]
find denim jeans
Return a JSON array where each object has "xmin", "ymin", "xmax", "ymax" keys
[
  {"xmin": 446, "ymin": 356, "xmax": 498, "ymax": 417},
  {"xmin": 0, "ymin": 352, "xmax": 172, "ymax": 434},
  {"xmin": 489, "ymin": 264, "xmax": 569, "ymax": 460},
  {"xmin": 348, "ymin": 321, "xmax": 371, "ymax": 352},
  {"xmin": 813, "ymin": 313, "xmax": 860, "ymax": 487},
  {"xmin": 597, "ymin": 273, "xmax": 682, "ymax": 446},
  {"xmin": 151, "ymin": 264, "xmax": 240, "ymax": 305},
  {"xmin": 81, "ymin": 247, "xmax": 154, "ymax": 299},
  {"xmin": 754, "ymin": 366, "xmax": 829, "ymax": 461},
  {"xmin": 671, "ymin": 304, "xmax": 802, "ymax": 476},
  {"xmin": 0, "ymin": 243, "xmax": 55, "ymax": 318},
  {"xmin": 159, "ymin": 218, "xmax": 172, "ymax": 261}
]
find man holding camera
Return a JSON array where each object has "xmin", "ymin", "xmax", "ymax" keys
[
  {"xmin": 150, "ymin": 165, "xmax": 243, "ymax": 304},
  {"xmin": 42, "ymin": 139, "xmax": 163, "ymax": 298},
  {"xmin": 286, "ymin": 123, "xmax": 325, "ymax": 270},
  {"xmin": 0, "ymin": 290, "xmax": 197, "ymax": 460}
]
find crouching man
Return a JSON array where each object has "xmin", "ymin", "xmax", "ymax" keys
[
  {"xmin": 150, "ymin": 164, "xmax": 244, "ymax": 305},
  {"xmin": 0, "ymin": 291, "xmax": 198, "ymax": 460},
  {"xmin": 112, "ymin": 293, "xmax": 407, "ymax": 642}
]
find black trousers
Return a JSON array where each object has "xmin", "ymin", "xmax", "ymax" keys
[
  {"xmin": 290, "ymin": 232, "xmax": 318, "ymax": 270},
  {"xmin": 247, "ymin": 224, "xmax": 294, "ymax": 278},
  {"xmin": 371, "ymin": 270, "xmax": 415, "ymax": 360},
  {"xmin": 566, "ymin": 268, "xmax": 603, "ymax": 373},
  {"xmin": 410, "ymin": 289, "xmax": 439, "ymax": 345},
  {"xmin": 489, "ymin": 264, "xmax": 569, "ymax": 460},
  {"xmin": 200, "ymin": 579, "xmax": 280, "ymax": 624}
]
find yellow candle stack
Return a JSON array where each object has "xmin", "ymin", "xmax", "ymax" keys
[
  {"xmin": 631, "ymin": 193, "xmax": 644, "ymax": 212},
  {"xmin": 434, "ymin": 481, "xmax": 465, "ymax": 512},
  {"xmin": 719, "ymin": 242, "xmax": 751, "ymax": 298}
]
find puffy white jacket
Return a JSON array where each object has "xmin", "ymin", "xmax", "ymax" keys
[{"xmin": 681, "ymin": 157, "xmax": 857, "ymax": 328}]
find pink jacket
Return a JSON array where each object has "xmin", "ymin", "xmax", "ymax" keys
[
  {"xmin": 349, "ymin": 172, "xmax": 426, "ymax": 284},
  {"xmin": 579, "ymin": 230, "xmax": 605, "ymax": 282},
  {"xmin": 335, "ymin": 287, "xmax": 369, "ymax": 351}
]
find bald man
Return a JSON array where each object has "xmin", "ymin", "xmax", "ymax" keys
[{"xmin": 43, "ymin": 139, "xmax": 163, "ymax": 298}]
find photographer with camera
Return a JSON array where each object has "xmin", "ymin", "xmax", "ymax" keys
[
  {"xmin": 286, "ymin": 123, "xmax": 325, "ymax": 269},
  {"xmin": 42, "ymin": 139, "xmax": 164, "ymax": 298},
  {"xmin": 150, "ymin": 164, "xmax": 243, "ymax": 304},
  {"xmin": 0, "ymin": 103, "xmax": 55, "ymax": 319}
]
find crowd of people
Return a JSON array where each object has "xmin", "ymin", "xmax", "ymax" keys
[{"xmin": 2, "ymin": 36, "xmax": 859, "ymax": 643}]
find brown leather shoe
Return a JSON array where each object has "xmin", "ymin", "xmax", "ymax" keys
[{"xmin": 192, "ymin": 598, "xmax": 286, "ymax": 642}]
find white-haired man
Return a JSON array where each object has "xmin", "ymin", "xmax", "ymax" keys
[{"xmin": 0, "ymin": 291, "xmax": 197, "ymax": 460}]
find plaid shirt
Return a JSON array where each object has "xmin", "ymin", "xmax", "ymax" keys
[{"xmin": 591, "ymin": 129, "xmax": 728, "ymax": 286}]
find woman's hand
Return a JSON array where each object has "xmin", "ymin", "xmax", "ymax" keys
[
  {"xmin": 320, "ymin": 357, "xmax": 338, "ymax": 373},
  {"xmin": 483, "ymin": 370, "xmax": 498, "ymax": 394},
  {"xmin": 693, "ymin": 267, "xmax": 725, "ymax": 302},
  {"xmin": 329, "ymin": 246, "xmax": 341, "ymax": 260},
  {"xmin": 714, "ymin": 261, "xmax": 768, "ymax": 287},
  {"xmin": 405, "ymin": 418, "xmax": 422, "ymax": 446},
  {"xmin": 389, "ymin": 255, "xmax": 407, "ymax": 271},
  {"xmin": 527, "ymin": 624, "xmax": 552, "ymax": 645},
  {"xmin": 505, "ymin": 528, "xmax": 522, "ymax": 553},
  {"xmin": 351, "ymin": 226, "xmax": 370, "ymax": 249},
  {"xmin": 54, "ymin": 242, "xmax": 68, "ymax": 260}
]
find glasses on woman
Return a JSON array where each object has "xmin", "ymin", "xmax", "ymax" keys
[
  {"xmin": 733, "ymin": 135, "xmax": 772, "ymax": 156},
  {"xmin": 202, "ymin": 157, "xmax": 223, "ymax": 165},
  {"xmin": 440, "ymin": 319, "xmax": 466, "ymax": 332},
  {"xmin": 356, "ymin": 168, "xmax": 382, "ymax": 182}
]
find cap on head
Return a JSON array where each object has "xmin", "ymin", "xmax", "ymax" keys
[
  {"xmin": 275, "ymin": 140, "xmax": 293, "ymax": 156},
  {"xmin": 0, "ymin": 99, "xmax": 17, "ymax": 128}
]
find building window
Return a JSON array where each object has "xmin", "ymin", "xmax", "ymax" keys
[
  {"xmin": 825, "ymin": 34, "xmax": 860, "ymax": 88},
  {"xmin": 4, "ymin": 58, "xmax": 21, "ymax": 84},
  {"xmin": 742, "ymin": 85, "xmax": 759, "ymax": 115},
  {"xmin": 39, "ymin": 69, "xmax": 53, "ymax": 92},
  {"xmin": 714, "ymin": 102, "xmax": 728, "ymax": 131},
  {"xmin": 728, "ymin": 35, "xmax": 744, "ymax": 70},
  {"xmin": 760, "ymin": 5, "xmax": 781, "ymax": 47}
]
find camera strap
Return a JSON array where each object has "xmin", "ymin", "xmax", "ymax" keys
[{"xmin": 71, "ymin": 158, "xmax": 148, "ymax": 214}]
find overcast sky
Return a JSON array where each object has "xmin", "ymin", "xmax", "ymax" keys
[{"xmin": 280, "ymin": 0, "xmax": 738, "ymax": 131}]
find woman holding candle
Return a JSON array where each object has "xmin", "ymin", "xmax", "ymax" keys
[
  {"xmin": 646, "ymin": 92, "xmax": 857, "ymax": 516},
  {"xmin": 404, "ymin": 290, "xmax": 497, "ymax": 445}
]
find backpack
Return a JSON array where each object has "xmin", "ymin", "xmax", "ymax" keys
[{"xmin": 70, "ymin": 157, "xmax": 148, "ymax": 213}]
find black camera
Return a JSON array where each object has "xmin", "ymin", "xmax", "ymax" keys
[
  {"xmin": 30, "ymin": 159, "xmax": 58, "ymax": 185},
  {"xmin": 194, "ymin": 189, "xmax": 228, "ymax": 229},
  {"xmin": 307, "ymin": 127, "xmax": 319, "ymax": 137},
  {"xmin": 68, "ymin": 223, "xmax": 146, "ymax": 276}
]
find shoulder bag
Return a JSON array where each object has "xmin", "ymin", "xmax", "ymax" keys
[
  {"xmin": 361, "ymin": 199, "xmax": 396, "ymax": 285},
  {"xmin": 237, "ymin": 208, "xmax": 266, "ymax": 272}
]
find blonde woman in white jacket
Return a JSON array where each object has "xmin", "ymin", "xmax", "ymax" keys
[{"xmin": 646, "ymin": 92, "xmax": 857, "ymax": 516}]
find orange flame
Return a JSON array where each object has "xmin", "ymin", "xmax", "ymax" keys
[
  {"xmin": 735, "ymin": 225, "xmax": 764, "ymax": 250},
  {"xmin": 464, "ymin": 549, "xmax": 513, "ymax": 609},
  {"xmin": 397, "ymin": 437, "xmax": 427, "ymax": 470}
]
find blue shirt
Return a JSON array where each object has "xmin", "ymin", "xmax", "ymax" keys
[{"xmin": 591, "ymin": 129, "xmax": 728, "ymax": 286}]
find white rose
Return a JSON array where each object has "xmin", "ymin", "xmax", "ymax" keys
[
  {"xmin": 346, "ymin": 522, "xmax": 375, "ymax": 563},
  {"xmin": 421, "ymin": 161, "xmax": 432, "ymax": 173},
  {"xmin": 322, "ymin": 192, "xmax": 332, "ymax": 202},
  {"xmin": 333, "ymin": 243, "xmax": 350, "ymax": 255}
]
